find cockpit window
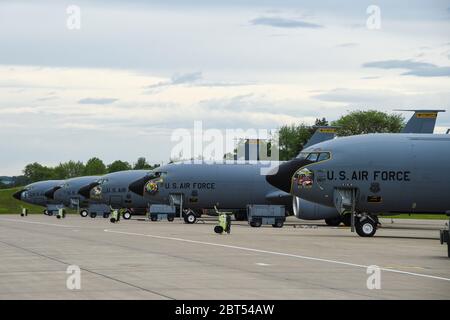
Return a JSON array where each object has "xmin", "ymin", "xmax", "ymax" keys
[
  {"xmin": 306, "ymin": 153, "xmax": 319, "ymax": 162},
  {"xmin": 317, "ymin": 152, "xmax": 330, "ymax": 162},
  {"xmin": 97, "ymin": 178, "xmax": 109, "ymax": 185},
  {"xmin": 148, "ymin": 172, "xmax": 167, "ymax": 180},
  {"xmin": 297, "ymin": 152, "xmax": 309, "ymax": 160},
  {"xmin": 296, "ymin": 151, "xmax": 331, "ymax": 163}
]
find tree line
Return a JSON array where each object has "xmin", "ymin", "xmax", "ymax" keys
[{"xmin": 20, "ymin": 157, "xmax": 159, "ymax": 184}]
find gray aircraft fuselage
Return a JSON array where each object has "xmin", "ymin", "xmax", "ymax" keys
[
  {"xmin": 88, "ymin": 170, "xmax": 152, "ymax": 209},
  {"xmin": 130, "ymin": 161, "xmax": 292, "ymax": 211},
  {"xmin": 53, "ymin": 176, "xmax": 103, "ymax": 208},
  {"xmin": 13, "ymin": 180, "xmax": 63, "ymax": 207},
  {"xmin": 267, "ymin": 133, "xmax": 450, "ymax": 215}
]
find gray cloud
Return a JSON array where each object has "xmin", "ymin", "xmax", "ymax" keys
[
  {"xmin": 363, "ymin": 59, "xmax": 450, "ymax": 77},
  {"xmin": 78, "ymin": 97, "xmax": 118, "ymax": 105},
  {"xmin": 250, "ymin": 16, "xmax": 323, "ymax": 29},
  {"xmin": 171, "ymin": 72, "xmax": 202, "ymax": 84},
  {"xmin": 145, "ymin": 71, "xmax": 202, "ymax": 90}
]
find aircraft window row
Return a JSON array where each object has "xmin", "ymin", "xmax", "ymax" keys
[{"xmin": 297, "ymin": 152, "xmax": 330, "ymax": 162}]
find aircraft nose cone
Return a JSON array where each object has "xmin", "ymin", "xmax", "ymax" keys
[
  {"xmin": 44, "ymin": 186, "xmax": 62, "ymax": 200},
  {"xmin": 129, "ymin": 176, "xmax": 151, "ymax": 196},
  {"xmin": 265, "ymin": 159, "xmax": 312, "ymax": 193},
  {"xmin": 78, "ymin": 182, "xmax": 99, "ymax": 199},
  {"xmin": 12, "ymin": 189, "xmax": 24, "ymax": 200}
]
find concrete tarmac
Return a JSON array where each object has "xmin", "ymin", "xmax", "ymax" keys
[{"xmin": 0, "ymin": 214, "xmax": 449, "ymax": 299}]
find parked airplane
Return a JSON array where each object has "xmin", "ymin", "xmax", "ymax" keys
[
  {"xmin": 128, "ymin": 110, "xmax": 443, "ymax": 225},
  {"xmin": 295, "ymin": 109, "xmax": 446, "ymax": 226},
  {"xmin": 48, "ymin": 176, "xmax": 111, "ymax": 218},
  {"xmin": 127, "ymin": 126, "xmax": 338, "ymax": 224},
  {"xmin": 78, "ymin": 170, "xmax": 151, "ymax": 220},
  {"xmin": 12, "ymin": 180, "xmax": 64, "ymax": 215},
  {"xmin": 265, "ymin": 133, "xmax": 450, "ymax": 241}
]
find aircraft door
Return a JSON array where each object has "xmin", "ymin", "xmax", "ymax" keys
[
  {"xmin": 169, "ymin": 193, "xmax": 184, "ymax": 218},
  {"xmin": 70, "ymin": 198, "xmax": 80, "ymax": 210},
  {"xmin": 110, "ymin": 195, "xmax": 123, "ymax": 208}
]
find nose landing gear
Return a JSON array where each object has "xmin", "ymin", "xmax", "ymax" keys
[{"xmin": 354, "ymin": 214, "xmax": 378, "ymax": 237}]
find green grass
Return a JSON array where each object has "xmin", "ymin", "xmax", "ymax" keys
[
  {"xmin": 382, "ymin": 214, "xmax": 448, "ymax": 220},
  {"xmin": 0, "ymin": 187, "xmax": 46, "ymax": 214}
]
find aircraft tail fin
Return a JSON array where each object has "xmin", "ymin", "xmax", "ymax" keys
[
  {"xmin": 303, "ymin": 126, "xmax": 338, "ymax": 149},
  {"xmin": 397, "ymin": 109, "xmax": 445, "ymax": 134}
]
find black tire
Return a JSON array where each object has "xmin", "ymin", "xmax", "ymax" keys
[
  {"xmin": 234, "ymin": 212, "xmax": 247, "ymax": 221},
  {"xmin": 43, "ymin": 209, "xmax": 48, "ymax": 215},
  {"xmin": 184, "ymin": 213, "xmax": 196, "ymax": 224},
  {"xmin": 150, "ymin": 216, "xmax": 158, "ymax": 222},
  {"xmin": 342, "ymin": 213, "xmax": 351, "ymax": 227},
  {"xmin": 168, "ymin": 216, "xmax": 174, "ymax": 222},
  {"xmin": 325, "ymin": 216, "xmax": 341, "ymax": 226},
  {"xmin": 447, "ymin": 242, "xmax": 450, "ymax": 258},
  {"xmin": 355, "ymin": 217, "xmax": 377, "ymax": 237},
  {"xmin": 123, "ymin": 211, "xmax": 132, "ymax": 220},
  {"xmin": 110, "ymin": 218, "xmax": 116, "ymax": 223},
  {"xmin": 103, "ymin": 213, "xmax": 109, "ymax": 219},
  {"xmin": 47, "ymin": 211, "xmax": 54, "ymax": 216},
  {"xmin": 80, "ymin": 210, "xmax": 89, "ymax": 218},
  {"xmin": 90, "ymin": 212, "xmax": 97, "ymax": 218},
  {"xmin": 250, "ymin": 220, "xmax": 262, "ymax": 228},
  {"xmin": 272, "ymin": 221, "xmax": 284, "ymax": 228},
  {"xmin": 214, "ymin": 226, "xmax": 223, "ymax": 234}
]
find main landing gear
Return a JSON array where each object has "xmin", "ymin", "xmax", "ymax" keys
[{"xmin": 324, "ymin": 213, "xmax": 354, "ymax": 227}]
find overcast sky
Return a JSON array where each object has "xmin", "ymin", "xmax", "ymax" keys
[{"xmin": 1, "ymin": 0, "xmax": 450, "ymax": 175}]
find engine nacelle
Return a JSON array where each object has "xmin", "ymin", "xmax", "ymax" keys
[{"xmin": 292, "ymin": 196, "xmax": 338, "ymax": 220}]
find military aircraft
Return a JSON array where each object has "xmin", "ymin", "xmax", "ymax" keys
[
  {"xmin": 265, "ymin": 132, "xmax": 450, "ymax": 243},
  {"xmin": 48, "ymin": 176, "xmax": 111, "ymax": 218},
  {"xmin": 295, "ymin": 109, "xmax": 446, "ymax": 227},
  {"xmin": 128, "ymin": 109, "xmax": 443, "ymax": 225},
  {"xmin": 12, "ymin": 180, "xmax": 64, "ymax": 215},
  {"xmin": 78, "ymin": 170, "xmax": 152, "ymax": 220},
  {"xmin": 127, "ymin": 126, "xmax": 339, "ymax": 224}
]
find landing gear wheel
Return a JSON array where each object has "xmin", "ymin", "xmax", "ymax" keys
[
  {"xmin": 355, "ymin": 217, "xmax": 377, "ymax": 237},
  {"xmin": 123, "ymin": 211, "xmax": 132, "ymax": 220},
  {"xmin": 184, "ymin": 212, "xmax": 197, "ymax": 224},
  {"xmin": 80, "ymin": 210, "xmax": 89, "ymax": 218},
  {"xmin": 325, "ymin": 216, "xmax": 341, "ymax": 226},
  {"xmin": 234, "ymin": 212, "xmax": 247, "ymax": 221},
  {"xmin": 90, "ymin": 212, "xmax": 97, "ymax": 218},
  {"xmin": 214, "ymin": 226, "xmax": 223, "ymax": 234},
  {"xmin": 342, "ymin": 213, "xmax": 351, "ymax": 227},
  {"xmin": 272, "ymin": 221, "xmax": 284, "ymax": 228},
  {"xmin": 250, "ymin": 220, "xmax": 262, "ymax": 228}
]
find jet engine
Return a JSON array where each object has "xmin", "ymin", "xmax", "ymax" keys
[{"xmin": 292, "ymin": 196, "xmax": 338, "ymax": 220}]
